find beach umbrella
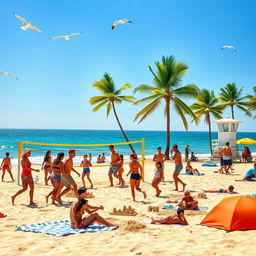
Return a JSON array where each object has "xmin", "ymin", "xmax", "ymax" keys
[
  {"xmin": 236, "ymin": 138, "xmax": 256, "ymax": 145},
  {"xmin": 200, "ymin": 196, "xmax": 256, "ymax": 231}
]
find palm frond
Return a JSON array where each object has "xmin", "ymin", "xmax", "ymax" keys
[
  {"xmin": 134, "ymin": 84, "xmax": 156, "ymax": 94},
  {"xmin": 89, "ymin": 96, "xmax": 108, "ymax": 105},
  {"xmin": 115, "ymin": 83, "xmax": 132, "ymax": 95},
  {"xmin": 91, "ymin": 99, "xmax": 109, "ymax": 112}
]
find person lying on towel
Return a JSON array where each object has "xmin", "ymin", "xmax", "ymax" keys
[
  {"xmin": 151, "ymin": 208, "xmax": 188, "ymax": 225},
  {"xmin": 203, "ymin": 185, "xmax": 238, "ymax": 194}
]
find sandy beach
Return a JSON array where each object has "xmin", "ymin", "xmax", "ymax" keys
[{"xmin": 1, "ymin": 159, "xmax": 256, "ymax": 256}]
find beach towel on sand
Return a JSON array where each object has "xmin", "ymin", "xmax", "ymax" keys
[
  {"xmin": 16, "ymin": 220, "xmax": 118, "ymax": 237},
  {"xmin": 162, "ymin": 204, "xmax": 208, "ymax": 211},
  {"xmin": 180, "ymin": 173, "xmax": 205, "ymax": 176}
]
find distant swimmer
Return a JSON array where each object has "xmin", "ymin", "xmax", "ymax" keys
[
  {"xmin": 112, "ymin": 19, "xmax": 133, "ymax": 30},
  {"xmin": 221, "ymin": 45, "xmax": 237, "ymax": 52},
  {"xmin": 49, "ymin": 32, "xmax": 82, "ymax": 40},
  {"xmin": 0, "ymin": 71, "xmax": 18, "ymax": 79},
  {"xmin": 13, "ymin": 12, "xmax": 42, "ymax": 32}
]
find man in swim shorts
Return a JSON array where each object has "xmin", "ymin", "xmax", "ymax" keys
[
  {"xmin": 171, "ymin": 144, "xmax": 186, "ymax": 191},
  {"xmin": 58, "ymin": 149, "xmax": 80, "ymax": 200},
  {"xmin": 108, "ymin": 145, "xmax": 121, "ymax": 186},
  {"xmin": 219, "ymin": 142, "xmax": 232, "ymax": 174}
]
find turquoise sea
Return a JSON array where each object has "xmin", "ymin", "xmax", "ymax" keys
[{"xmin": 0, "ymin": 129, "xmax": 255, "ymax": 160}]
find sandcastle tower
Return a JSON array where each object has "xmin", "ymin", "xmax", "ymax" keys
[{"xmin": 212, "ymin": 117, "xmax": 241, "ymax": 161}]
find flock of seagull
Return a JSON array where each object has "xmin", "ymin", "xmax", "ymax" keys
[{"xmin": 1, "ymin": 13, "xmax": 237, "ymax": 80}]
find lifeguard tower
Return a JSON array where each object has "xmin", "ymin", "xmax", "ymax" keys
[{"xmin": 212, "ymin": 117, "xmax": 241, "ymax": 161}]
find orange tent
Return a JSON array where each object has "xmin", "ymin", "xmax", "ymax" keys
[{"xmin": 200, "ymin": 196, "xmax": 256, "ymax": 231}]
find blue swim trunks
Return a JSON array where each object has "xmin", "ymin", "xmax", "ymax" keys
[
  {"xmin": 109, "ymin": 165, "xmax": 118, "ymax": 175},
  {"xmin": 175, "ymin": 164, "xmax": 183, "ymax": 173},
  {"xmin": 83, "ymin": 168, "xmax": 90, "ymax": 173}
]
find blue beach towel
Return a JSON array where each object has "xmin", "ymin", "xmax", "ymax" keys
[
  {"xmin": 202, "ymin": 162, "xmax": 217, "ymax": 167},
  {"xmin": 180, "ymin": 173, "xmax": 205, "ymax": 176},
  {"xmin": 162, "ymin": 205, "xmax": 208, "ymax": 211},
  {"xmin": 16, "ymin": 220, "xmax": 118, "ymax": 237}
]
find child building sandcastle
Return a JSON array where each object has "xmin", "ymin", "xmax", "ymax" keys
[
  {"xmin": 65, "ymin": 190, "xmax": 94, "ymax": 198},
  {"xmin": 110, "ymin": 206, "xmax": 137, "ymax": 216}
]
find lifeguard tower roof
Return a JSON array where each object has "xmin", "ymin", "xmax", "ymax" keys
[{"xmin": 214, "ymin": 117, "xmax": 241, "ymax": 124}]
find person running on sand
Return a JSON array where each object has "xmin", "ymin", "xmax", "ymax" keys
[
  {"xmin": 153, "ymin": 147, "xmax": 167, "ymax": 180},
  {"xmin": 11, "ymin": 149, "xmax": 40, "ymax": 206},
  {"xmin": 80, "ymin": 154, "xmax": 93, "ymax": 188},
  {"xmin": 203, "ymin": 185, "xmax": 238, "ymax": 194},
  {"xmin": 0, "ymin": 152, "xmax": 14, "ymax": 182},
  {"xmin": 70, "ymin": 198, "xmax": 116, "ymax": 228},
  {"xmin": 171, "ymin": 145, "xmax": 186, "ymax": 191},
  {"xmin": 41, "ymin": 151, "xmax": 52, "ymax": 185},
  {"xmin": 57, "ymin": 149, "xmax": 80, "ymax": 201},
  {"xmin": 46, "ymin": 152, "xmax": 64, "ymax": 205},
  {"xmin": 151, "ymin": 208, "xmax": 188, "ymax": 225},
  {"xmin": 151, "ymin": 161, "xmax": 163, "ymax": 197},
  {"xmin": 243, "ymin": 163, "xmax": 256, "ymax": 181},
  {"xmin": 219, "ymin": 142, "xmax": 232, "ymax": 174},
  {"xmin": 117, "ymin": 154, "xmax": 125, "ymax": 186},
  {"xmin": 178, "ymin": 190, "xmax": 198, "ymax": 210},
  {"xmin": 186, "ymin": 159, "xmax": 200, "ymax": 174},
  {"xmin": 108, "ymin": 145, "xmax": 121, "ymax": 186},
  {"xmin": 127, "ymin": 153, "xmax": 147, "ymax": 201}
]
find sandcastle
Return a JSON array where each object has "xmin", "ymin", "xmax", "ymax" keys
[
  {"xmin": 148, "ymin": 206, "xmax": 159, "ymax": 212},
  {"xmin": 198, "ymin": 192, "xmax": 207, "ymax": 199},
  {"xmin": 110, "ymin": 205, "xmax": 137, "ymax": 216},
  {"xmin": 65, "ymin": 190, "xmax": 94, "ymax": 198}
]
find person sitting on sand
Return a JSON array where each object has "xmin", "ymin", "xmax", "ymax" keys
[
  {"xmin": 178, "ymin": 190, "xmax": 198, "ymax": 210},
  {"xmin": 203, "ymin": 185, "xmax": 238, "ymax": 194},
  {"xmin": 0, "ymin": 152, "xmax": 14, "ymax": 182},
  {"xmin": 186, "ymin": 159, "xmax": 200, "ymax": 175},
  {"xmin": 151, "ymin": 161, "xmax": 163, "ymax": 197},
  {"xmin": 100, "ymin": 153, "xmax": 106, "ymax": 163},
  {"xmin": 80, "ymin": 154, "xmax": 93, "ymax": 188},
  {"xmin": 96, "ymin": 155, "xmax": 102, "ymax": 163},
  {"xmin": 11, "ymin": 149, "xmax": 40, "ymax": 206},
  {"xmin": 171, "ymin": 145, "xmax": 186, "ymax": 191},
  {"xmin": 70, "ymin": 198, "xmax": 116, "ymax": 228},
  {"xmin": 127, "ymin": 153, "xmax": 147, "ymax": 201},
  {"xmin": 151, "ymin": 208, "xmax": 188, "ymax": 225},
  {"xmin": 244, "ymin": 147, "xmax": 253, "ymax": 163},
  {"xmin": 243, "ymin": 163, "xmax": 256, "ymax": 181},
  {"xmin": 190, "ymin": 152, "xmax": 198, "ymax": 162}
]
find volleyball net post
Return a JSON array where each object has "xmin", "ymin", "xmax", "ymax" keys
[{"xmin": 17, "ymin": 139, "xmax": 145, "ymax": 184}]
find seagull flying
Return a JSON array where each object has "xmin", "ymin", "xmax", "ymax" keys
[
  {"xmin": 111, "ymin": 19, "xmax": 133, "ymax": 30},
  {"xmin": 0, "ymin": 71, "xmax": 18, "ymax": 79},
  {"xmin": 221, "ymin": 45, "xmax": 237, "ymax": 52},
  {"xmin": 13, "ymin": 12, "xmax": 42, "ymax": 32},
  {"xmin": 49, "ymin": 32, "xmax": 82, "ymax": 40}
]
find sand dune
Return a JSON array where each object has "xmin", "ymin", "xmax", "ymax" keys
[{"xmin": 0, "ymin": 160, "xmax": 255, "ymax": 256}]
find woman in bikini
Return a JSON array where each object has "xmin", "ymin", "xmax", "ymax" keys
[
  {"xmin": 151, "ymin": 161, "xmax": 163, "ymax": 197},
  {"xmin": 70, "ymin": 199, "xmax": 116, "ymax": 229},
  {"xmin": 185, "ymin": 159, "xmax": 200, "ymax": 175},
  {"xmin": 117, "ymin": 154, "xmax": 125, "ymax": 186},
  {"xmin": 0, "ymin": 152, "xmax": 14, "ymax": 182},
  {"xmin": 41, "ymin": 151, "xmax": 52, "ymax": 185},
  {"xmin": 127, "ymin": 153, "xmax": 147, "ymax": 201},
  {"xmin": 11, "ymin": 149, "xmax": 40, "ymax": 206},
  {"xmin": 46, "ymin": 152, "xmax": 64, "ymax": 205},
  {"xmin": 80, "ymin": 154, "xmax": 93, "ymax": 188}
]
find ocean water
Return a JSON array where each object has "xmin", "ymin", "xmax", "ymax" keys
[{"xmin": 0, "ymin": 129, "xmax": 255, "ymax": 160}]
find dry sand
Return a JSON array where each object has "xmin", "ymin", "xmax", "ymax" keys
[{"xmin": 0, "ymin": 160, "xmax": 256, "ymax": 256}]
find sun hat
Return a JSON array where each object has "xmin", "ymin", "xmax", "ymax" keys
[{"xmin": 22, "ymin": 149, "xmax": 31, "ymax": 157}]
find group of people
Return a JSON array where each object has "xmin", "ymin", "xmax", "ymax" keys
[{"xmin": 96, "ymin": 153, "xmax": 106, "ymax": 163}]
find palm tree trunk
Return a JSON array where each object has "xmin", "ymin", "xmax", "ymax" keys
[
  {"xmin": 165, "ymin": 98, "xmax": 171, "ymax": 159},
  {"xmin": 231, "ymin": 105, "xmax": 234, "ymax": 119},
  {"xmin": 208, "ymin": 113, "xmax": 213, "ymax": 157},
  {"xmin": 111, "ymin": 102, "xmax": 136, "ymax": 153}
]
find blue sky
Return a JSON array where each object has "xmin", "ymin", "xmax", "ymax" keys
[{"xmin": 0, "ymin": 0, "xmax": 255, "ymax": 132}]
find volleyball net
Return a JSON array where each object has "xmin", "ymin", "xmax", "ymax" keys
[{"xmin": 17, "ymin": 139, "xmax": 145, "ymax": 184}]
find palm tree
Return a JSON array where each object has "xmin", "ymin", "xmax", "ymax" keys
[
  {"xmin": 89, "ymin": 73, "xmax": 136, "ymax": 153},
  {"xmin": 190, "ymin": 90, "xmax": 223, "ymax": 156},
  {"xmin": 246, "ymin": 86, "xmax": 256, "ymax": 119},
  {"xmin": 219, "ymin": 83, "xmax": 251, "ymax": 119},
  {"xmin": 134, "ymin": 56, "xmax": 199, "ymax": 159}
]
